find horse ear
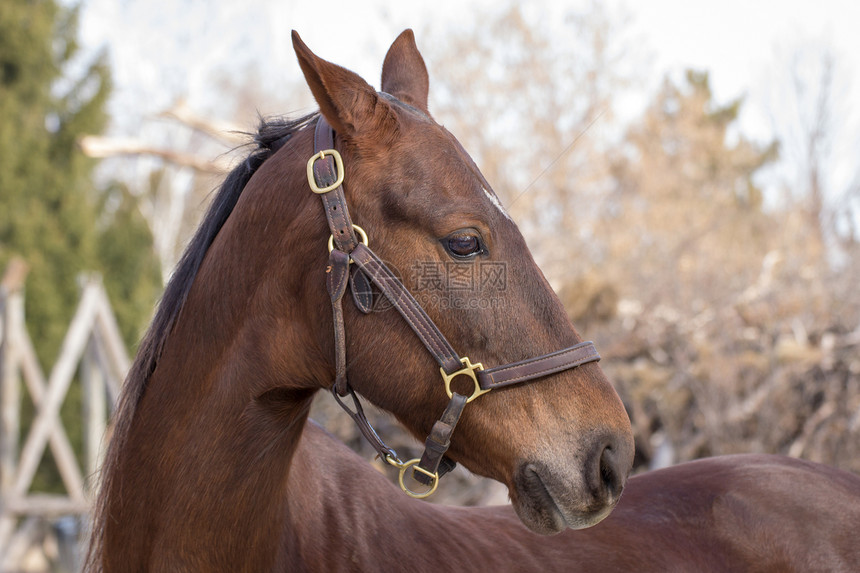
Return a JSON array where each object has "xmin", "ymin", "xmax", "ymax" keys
[
  {"xmin": 291, "ymin": 30, "xmax": 395, "ymax": 139},
  {"xmin": 381, "ymin": 29, "xmax": 430, "ymax": 114}
]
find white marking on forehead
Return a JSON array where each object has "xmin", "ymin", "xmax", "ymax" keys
[{"xmin": 482, "ymin": 186, "xmax": 513, "ymax": 222}]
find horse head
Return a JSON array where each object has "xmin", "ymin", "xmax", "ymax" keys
[{"xmin": 287, "ymin": 30, "xmax": 635, "ymax": 533}]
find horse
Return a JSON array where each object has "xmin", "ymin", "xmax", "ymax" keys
[
  {"xmin": 290, "ymin": 420, "xmax": 860, "ymax": 572},
  {"xmin": 87, "ymin": 29, "xmax": 860, "ymax": 573},
  {"xmin": 86, "ymin": 30, "xmax": 635, "ymax": 571}
]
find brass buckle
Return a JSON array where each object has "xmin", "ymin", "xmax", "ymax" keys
[
  {"xmin": 386, "ymin": 456, "xmax": 439, "ymax": 499},
  {"xmin": 440, "ymin": 357, "xmax": 489, "ymax": 403},
  {"xmin": 307, "ymin": 149, "xmax": 345, "ymax": 194},
  {"xmin": 327, "ymin": 224, "xmax": 369, "ymax": 256}
]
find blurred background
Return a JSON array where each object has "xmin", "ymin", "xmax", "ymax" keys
[{"xmin": 1, "ymin": 0, "xmax": 859, "ymax": 569}]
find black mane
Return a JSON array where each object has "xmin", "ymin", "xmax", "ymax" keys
[{"xmin": 126, "ymin": 111, "xmax": 319, "ymax": 407}]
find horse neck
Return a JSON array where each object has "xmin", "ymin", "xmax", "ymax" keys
[{"xmin": 101, "ymin": 137, "xmax": 330, "ymax": 571}]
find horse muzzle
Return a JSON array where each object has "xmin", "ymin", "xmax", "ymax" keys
[{"xmin": 511, "ymin": 434, "xmax": 631, "ymax": 534}]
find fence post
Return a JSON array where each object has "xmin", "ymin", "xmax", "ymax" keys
[
  {"xmin": 1, "ymin": 259, "xmax": 28, "ymax": 492},
  {"xmin": 80, "ymin": 275, "xmax": 107, "ymax": 484}
]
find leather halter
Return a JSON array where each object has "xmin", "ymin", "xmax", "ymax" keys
[{"xmin": 309, "ymin": 116, "xmax": 601, "ymax": 498}]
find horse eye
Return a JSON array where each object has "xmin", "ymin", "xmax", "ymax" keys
[{"xmin": 445, "ymin": 233, "xmax": 483, "ymax": 258}]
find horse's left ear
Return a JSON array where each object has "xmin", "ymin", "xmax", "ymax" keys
[
  {"xmin": 292, "ymin": 30, "xmax": 396, "ymax": 141},
  {"xmin": 381, "ymin": 29, "xmax": 430, "ymax": 115}
]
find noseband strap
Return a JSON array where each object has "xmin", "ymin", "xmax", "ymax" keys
[
  {"xmin": 311, "ymin": 116, "xmax": 600, "ymax": 498},
  {"xmin": 477, "ymin": 341, "xmax": 600, "ymax": 390}
]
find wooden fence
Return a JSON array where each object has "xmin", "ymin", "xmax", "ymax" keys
[{"xmin": 0, "ymin": 259, "xmax": 128, "ymax": 571}]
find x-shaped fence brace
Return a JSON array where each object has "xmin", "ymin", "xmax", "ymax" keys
[{"xmin": 0, "ymin": 261, "xmax": 128, "ymax": 568}]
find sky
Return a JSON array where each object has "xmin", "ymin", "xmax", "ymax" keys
[
  {"xmin": 627, "ymin": 1, "xmax": 859, "ymax": 158},
  {"xmin": 75, "ymin": 0, "xmax": 860, "ymax": 211}
]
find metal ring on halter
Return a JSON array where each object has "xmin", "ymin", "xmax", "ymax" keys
[
  {"xmin": 327, "ymin": 224, "xmax": 368, "ymax": 255},
  {"xmin": 389, "ymin": 457, "xmax": 439, "ymax": 499}
]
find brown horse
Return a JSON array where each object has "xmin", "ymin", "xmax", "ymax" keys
[
  {"xmin": 87, "ymin": 29, "xmax": 860, "ymax": 573},
  {"xmin": 87, "ymin": 30, "xmax": 635, "ymax": 571},
  {"xmin": 291, "ymin": 420, "xmax": 860, "ymax": 572}
]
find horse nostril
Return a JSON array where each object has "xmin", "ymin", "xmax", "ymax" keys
[
  {"xmin": 599, "ymin": 446, "xmax": 623, "ymax": 498},
  {"xmin": 592, "ymin": 440, "xmax": 628, "ymax": 503}
]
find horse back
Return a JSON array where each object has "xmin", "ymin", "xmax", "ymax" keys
[{"xmin": 578, "ymin": 454, "xmax": 860, "ymax": 572}]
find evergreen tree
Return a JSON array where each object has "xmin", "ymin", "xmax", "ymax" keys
[
  {"xmin": 1, "ymin": 0, "xmax": 160, "ymax": 492},
  {"xmin": 1, "ymin": 0, "xmax": 108, "ymax": 363}
]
